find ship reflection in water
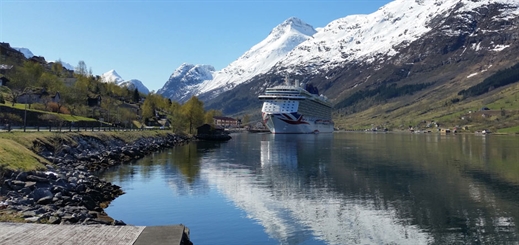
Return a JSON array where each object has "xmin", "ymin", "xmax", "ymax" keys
[{"xmin": 200, "ymin": 134, "xmax": 429, "ymax": 245}]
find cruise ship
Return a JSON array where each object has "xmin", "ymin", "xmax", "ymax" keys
[{"xmin": 259, "ymin": 78, "xmax": 334, "ymax": 134}]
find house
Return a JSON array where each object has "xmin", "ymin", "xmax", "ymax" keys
[
  {"xmin": 16, "ymin": 88, "xmax": 54, "ymax": 104},
  {"xmin": 16, "ymin": 89, "xmax": 61, "ymax": 104},
  {"xmin": 213, "ymin": 116, "xmax": 240, "ymax": 127},
  {"xmin": 0, "ymin": 76, "xmax": 9, "ymax": 86},
  {"xmin": 0, "ymin": 64, "xmax": 13, "ymax": 75},
  {"xmin": 87, "ymin": 95, "xmax": 102, "ymax": 107},
  {"xmin": 51, "ymin": 92, "xmax": 61, "ymax": 103},
  {"xmin": 195, "ymin": 124, "xmax": 231, "ymax": 141}
]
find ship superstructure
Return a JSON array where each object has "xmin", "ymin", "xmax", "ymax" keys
[{"xmin": 259, "ymin": 78, "xmax": 334, "ymax": 134}]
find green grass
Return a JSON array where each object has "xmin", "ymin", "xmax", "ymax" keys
[
  {"xmin": 0, "ymin": 210, "xmax": 25, "ymax": 223},
  {"xmin": 0, "ymin": 103, "xmax": 96, "ymax": 122},
  {"xmin": 0, "ymin": 130, "xmax": 179, "ymax": 172},
  {"xmin": 0, "ymin": 138, "xmax": 48, "ymax": 171},
  {"xmin": 497, "ymin": 125, "xmax": 519, "ymax": 134}
]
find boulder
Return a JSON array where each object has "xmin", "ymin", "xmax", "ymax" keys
[{"xmin": 31, "ymin": 188, "xmax": 53, "ymax": 200}]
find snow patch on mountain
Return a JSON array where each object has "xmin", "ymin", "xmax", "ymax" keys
[
  {"xmin": 50, "ymin": 60, "xmax": 75, "ymax": 71},
  {"xmin": 13, "ymin": 47, "xmax": 34, "ymax": 59},
  {"xmin": 119, "ymin": 79, "xmax": 150, "ymax": 95},
  {"xmin": 275, "ymin": 0, "xmax": 519, "ymax": 74},
  {"xmin": 157, "ymin": 64, "xmax": 215, "ymax": 102},
  {"xmin": 101, "ymin": 70, "xmax": 125, "ymax": 84},
  {"xmin": 101, "ymin": 69, "xmax": 150, "ymax": 94},
  {"xmin": 59, "ymin": 61, "xmax": 75, "ymax": 71}
]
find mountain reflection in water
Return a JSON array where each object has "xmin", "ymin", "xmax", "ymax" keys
[
  {"xmin": 103, "ymin": 133, "xmax": 519, "ymax": 245},
  {"xmin": 199, "ymin": 134, "xmax": 429, "ymax": 245}
]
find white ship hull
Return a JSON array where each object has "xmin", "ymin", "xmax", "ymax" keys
[
  {"xmin": 259, "ymin": 78, "xmax": 334, "ymax": 134},
  {"xmin": 263, "ymin": 113, "xmax": 334, "ymax": 134}
]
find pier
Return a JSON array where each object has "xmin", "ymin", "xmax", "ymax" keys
[{"xmin": 0, "ymin": 223, "xmax": 191, "ymax": 245}]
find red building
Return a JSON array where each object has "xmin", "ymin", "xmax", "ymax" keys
[{"xmin": 213, "ymin": 116, "xmax": 240, "ymax": 127}]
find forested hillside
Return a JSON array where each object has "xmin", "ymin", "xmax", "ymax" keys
[{"xmin": 0, "ymin": 42, "xmax": 220, "ymax": 134}]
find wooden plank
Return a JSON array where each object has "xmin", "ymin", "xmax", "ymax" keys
[
  {"xmin": 0, "ymin": 223, "xmax": 145, "ymax": 245},
  {"xmin": 133, "ymin": 225, "xmax": 187, "ymax": 245}
]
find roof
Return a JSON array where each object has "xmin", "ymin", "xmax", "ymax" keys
[
  {"xmin": 213, "ymin": 116, "xmax": 236, "ymax": 121},
  {"xmin": 0, "ymin": 64, "xmax": 14, "ymax": 70}
]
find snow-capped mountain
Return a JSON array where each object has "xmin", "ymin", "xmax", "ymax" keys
[
  {"xmin": 273, "ymin": 0, "xmax": 519, "ymax": 74},
  {"xmin": 101, "ymin": 70, "xmax": 125, "ymax": 84},
  {"xmin": 13, "ymin": 47, "xmax": 34, "ymax": 59},
  {"xmin": 201, "ymin": 0, "xmax": 519, "ymax": 119},
  {"xmin": 119, "ymin": 79, "xmax": 150, "ymax": 95},
  {"xmin": 157, "ymin": 64, "xmax": 215, "ymax": 102},
  {"xmin": 158, "ymin": 17, "xmax": 316, "ymax": 103},
  {"xmin": 101, "ymin": 69, "xmax": 149, "ymax": 94},
  {"xmin": 53, "ymin": 61, "xmax": 75, "ymax": 71}
]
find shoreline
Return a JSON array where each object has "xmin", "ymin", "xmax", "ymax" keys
[{"xmin": 0, "ymin": 131, "xmax": 189, "ymax": 225}]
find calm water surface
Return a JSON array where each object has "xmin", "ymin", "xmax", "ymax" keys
[{"xmin": 101, "ymin": 132, "xmax": 519, "ymax": 245}]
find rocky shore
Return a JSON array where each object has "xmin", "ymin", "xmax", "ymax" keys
[{"xmin": 0, "ymin": 133, "xmax": 188, "ymax": 225}]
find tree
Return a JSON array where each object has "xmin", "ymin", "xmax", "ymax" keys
[
  {"xmin": 242, "ymin": 114, "xmax": 251, "ymax": 126},
  {"xmin": 38, "ymin": 72, "xmax": 63, "ymax": 92},
  {"xmin": 8, "ymin": 61, "xmax": 42, "ymax": 105},
  {"xmin": 141, "ymin": 93, "xmax": 158, "ymax": 120},
  {"xmin": 181, "ymin": 96, "xmax": 205, "ymax": 134},
  {"xmin": 75, "ymin": 61, "xmax": 88, "ymax": 77},
  {"xmin": 168, "ymin": 101, "xmax": 186, "ymax": 133},
  {"xmin": 133, "ymin": 88, "xmax": 140, "ymax": 103},
  {"xmin": 204, "ymin": 109, "xmax": 222, "ymax": 124},
  {"xmin": 51, "ymin": 60, "xmax": 64, "ymax": 77}
]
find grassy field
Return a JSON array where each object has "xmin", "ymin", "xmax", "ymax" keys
[
  {"xmin": 334, "ymin": 83, "xmax": 519, "ymax": 133},
  {"xmin": 0, "ymin": 103, "xmax": 97, "ymax": 122},
  {"xmin": 0, "ymin": 138, "xmax": 48, "ymax": 171}
]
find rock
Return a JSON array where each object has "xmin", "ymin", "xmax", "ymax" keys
[
  {"xmin": 15, "ymin": 172, "xmax": 27, "ymax": 181},
  {"xmin": 24, "ymin": 216, "xmax": 41, "ymax": 222},
  {"xmin": 61, "ymin": 215, "xmax": 78, "ymax": 223},
  {"xmin": 114, "ymin": 220, "xmax": 126, "ymax": 226},
  {"xmin": 22, "ymin": 210, "xmax": 37, "ymax": 217},
  {"xmin": 81, "ymin": 196, "xmax": 97, "ymax": 211},
  {"xmin": 17, "ymin": 187, "xmax": 32, "ymax": 196},
  {"xmin": 26, "ymin": 175, "xmax": 49, "ymax": 183},
  {"xmin": 0, "ymin": 133, "xmax": 188, "ymax": 226},
  {"xmin": 24, "ymin": 181, "xmax": 37, "ymax": 189},
  {"xmin": 37, "ymin": 196, "xmax": 53, "ymax": 205},
  {"xmin": 31, "ymin": 188, "xmax": 53, "ymax": 200},
  {"xmin": 48, "ymin": 216, "xmax": 61, "ymax": 224}
]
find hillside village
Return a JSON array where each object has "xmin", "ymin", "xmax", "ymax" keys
[{"xmin": 0, "ymin": 42, "xmax": 233, "ymax": 134}]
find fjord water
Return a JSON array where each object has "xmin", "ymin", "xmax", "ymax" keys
[{"xmin": 102, "ymin": 132, "xmax": 519, "ymax": 245}]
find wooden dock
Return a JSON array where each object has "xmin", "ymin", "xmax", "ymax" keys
[{"xmin": 0, "ymin": 222, "xmax": 191, "ymax": 245}]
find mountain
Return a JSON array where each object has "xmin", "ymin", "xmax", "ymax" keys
[
  {"xmin": 158, "ymin": 17, "xmax": 317, "ymax": 103},
  {"xmin": 53, "ymin": 61, "xmax": 75, "ymax": 71},
  {"xmin": 157, "ymin": 64, "xmax": 215, "ymax": 102},
  {"xmin": 202, "ymin": 0, "xmax": 519, "ymax": 130},
  {"xmin": 119, "ymin": 79, "xmax": 150, "ymax": 95},
  {"xmin": 101, "ymin": 69, "xmax": 150, "ymax": 95},
  {"xmin": 13, "ymin": 47, "xmax": 34, "ymax": 59},
  {"xmin": 101, "ymin": 70, "xmax": 125, "ymax": 84}
]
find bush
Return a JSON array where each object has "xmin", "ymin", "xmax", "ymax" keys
[
  {"xmin": 0, "ymin": 113, "xmax": 23, "ymax": 124},
  {"xmin": 31, "ymin": 103, "xmax": 46, "ymax": 111},
  {"xmin": 47, "ymin": 102, "xmax": 70, "ymax": 114}
]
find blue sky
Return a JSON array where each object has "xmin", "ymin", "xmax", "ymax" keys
[{"xmin": 1, "ymin": 0, "xmax": 392, "ymax": 91}]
